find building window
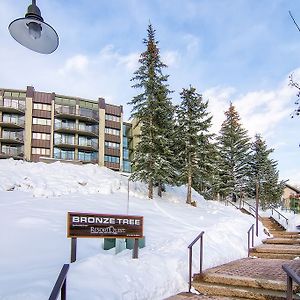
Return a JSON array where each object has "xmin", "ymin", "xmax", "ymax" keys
[
  {"xmin": 105, "ymin": 141, "xmax": 120, "ymax": 149},
  {"xmin": 54, "ymin": 148, "xmax": 75, "ymax": 160},
  {"xmin": 123, "ymin": 161, "xmax": 131, "ymax": 173},
  {"xmin": 32, "ymin": 117, "xmax": 51, "ymax": 126},
  {"xmin": 105, "ymin": 114, "xmax": 120, "ymax": 122},
  {"xmin": 54, "ymin": 119, "xmax": 76, "ymax": 130},
  {"xmin": 54, "ymin": 133, "xmax": 75, "ymax": 145},
  {"xmin": 123, "ymin": 149, "xmax": 129, "ymax": 160},
  {"xmin": 104, "ymin": 155, "xmax": 120, "ymax": 164},
  {"xmin": 2, "ymin": 114, "xmax": 24, "ymax": 126},
  {"xmin": 78, "ymin": 151, "xmax": 98, "ymax": 161},
  {"xmin": 33, "ymin": 103, "xmax": 52, "ymax": 111},
  {"xmin": 105, "ymin": 128, "xmax": 120, "ymax": 136},
  {"xmin": 32, "ymin": 132, "xmax": 51, "ymax": 140},
  {"xmin": 32, "ymin": 147, "xmax": 50, "ymax": 155}
]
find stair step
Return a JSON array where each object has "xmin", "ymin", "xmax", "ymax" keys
[
  {"xmin": 194, "ymin": 273, "xmax": 286, "ymax": 291},
  {"xmin": 270, "ymin": 232, "xmax": 300, "ymax": 238},
  {"xmin": 192, "ymin": 281, "xmax": 300, "ymax": 300},
  {"xmin": 263, "ymin": 238, "xmax": 300, "ymax": 245},
  {"xmin": 249, "ymin": 252, "xmax": 300, "ymax": 259},
  {"xmin": 252, "ymin": 244, "xmax": 300, "ymax": 254}
]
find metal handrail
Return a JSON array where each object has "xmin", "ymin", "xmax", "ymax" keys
[
  {"xmin": 247, "ymin": 224, "xmax": 254, "ymax": 257},
  {"xmin": 270, "ymin": 205, "xmax": 289, "ymax": 226},
  {"xmin": 240, "ymin": 200, "xmax": 259, "ymax": 217},
  {"xmin": 188, "ymin": 231, "xmax": 204, "ymax": 293},
  {"xmin": 282, "ymin": 263, "xmax": 300, "ymax": 300},
  {"xmin": 48, "ymin": 264, "xmax": 70, "ymax": 300},
  {"xmin": 225, "ymin": 199, "xmax": 239, "ymax": 209}
]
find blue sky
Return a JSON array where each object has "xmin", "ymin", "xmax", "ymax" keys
[{"xmin": 1, "ymin": 0, "xmax": 300, "ymax": 184}]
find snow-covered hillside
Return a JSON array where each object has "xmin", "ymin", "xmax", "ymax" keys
[{"xmin": 0, "ymin": 159, "xmax": 267, "ymax": 300}]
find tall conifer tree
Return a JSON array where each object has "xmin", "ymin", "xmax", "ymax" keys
[
  {"xmin": 249, "ymin": 134, "xmax": 284, "ymax": 209},
  {"xmin": 175, "ymin": 86, "xmax": 213, "ymax": 204},
  {"xmin": 217, "ymin": 103, "xmax": 251, "ymax": 200},
  {"xmin": 128, "ymin": 24, "xmax": 175, "ymax": 199}
]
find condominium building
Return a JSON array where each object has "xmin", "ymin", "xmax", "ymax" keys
[{"xmin": 0, "ymin": 86, "xmax": 134, "ymax": 172}]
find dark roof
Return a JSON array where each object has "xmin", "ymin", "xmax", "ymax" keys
[{"xmin": 285, "ymin": 183, "xmax": 300, "ymax": 194}]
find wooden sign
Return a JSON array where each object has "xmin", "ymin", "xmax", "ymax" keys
[{"xmin": 67, "ymin": 212, "xmax": 143, "ymax": 239}]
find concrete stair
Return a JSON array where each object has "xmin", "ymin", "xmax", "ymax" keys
[
  {"xmin": 250, "ymin": 244, "xmax": 300, "ymax": 259},
  {"xmin": 192, "ymin": 258, "xmax": 300, "ymax": 300},
  {"xmin": 248, "ymin": 217, "xmax": 300, "ymax": 259},
  {"xmin": 260, "ymin": 217, "xmax": 286, "ymax": 232}
]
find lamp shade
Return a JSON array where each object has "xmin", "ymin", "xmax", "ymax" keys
[
  {"xmin": 9, "ymin": 18, "xmax": 59, "ymax": 54},
  {"xmin": 8, "ymin": 1, "xmax": 59, "ymax": 54}
]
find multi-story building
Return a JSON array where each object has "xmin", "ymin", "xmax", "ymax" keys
[{"xmin": 0, "ymin": 86, "xmax": 134, "ymax": 172}]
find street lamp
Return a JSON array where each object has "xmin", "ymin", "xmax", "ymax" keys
[{"xmin": 8, "ymin": 0, "xmax": 59, "ymax": 54}]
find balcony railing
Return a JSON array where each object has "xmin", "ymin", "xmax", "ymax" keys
[
  {"xmin": 1, "ymin": 117, "xmax": 25, "ymax": 128},
  {"xmin": 54, "ymin": 138, "xmax": 76, "ymax": 146},
  {"xmin": 0, "ymin": 146, "xmax": 24, "ymax": 157},
  {"xmin": 79, "ymin": 108, "xmax": 99, "ymax": 120},
  {"xmin": 55, "ymin": 106, "xmax": 99, "ymax": 122},
  {"xmin": 0, "ymin": 99, "xmax": 25, "ymax": 113},
  {"xmin": 1, "ymin": 131, "xmax": 24, "ymax": 142},
  {"xmin": 78, "ymin": 140, "xmax": 98, "ymax": 149},
  {"xmin": 54, "ymin": 123, "xmax": 98, "ymax": 136}
]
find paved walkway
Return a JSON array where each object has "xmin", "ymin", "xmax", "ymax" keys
[{"xmin": 165, "ymin": 293, "xmax": 236, "ymax": 299}]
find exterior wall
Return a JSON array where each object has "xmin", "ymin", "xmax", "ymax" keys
[{"xmin": 0, "ymin": 86, "xmax": 133, "ymax": 172}]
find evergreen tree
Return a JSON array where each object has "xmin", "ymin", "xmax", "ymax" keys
[
  {"xmin": 217, "ymin": 103, "xmax": 251, "ymax": 200},
  {"xmin": 175, "ymin": 86, "xmax": 213, "ymax": 204},
  {"xmin": 128, "ymin": 24, "xmax": 175, "ymax": 199},
  {"xmin": 249, "ymin": 134, "xmax": 284, "ymax": 209}
]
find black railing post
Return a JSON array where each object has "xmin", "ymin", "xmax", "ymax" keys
[
  {"xmin": 188, "ymin": 231, "xmax": 204, "ymax": 293},
  {"xmin": 188, "ymin": 247, "xmax": 192, "ymax": 293},
  {"xmin": 61, "ymin": 279, "xmax": 66, "ymax": 300},
  {"xmin": 287, "ymin": 275, "xmax": 293, "ymax": 300},
  {"xmin": 48, "ymin": 264, "xmax": 70, "ymax": 300},
  {"xmin": 200, "ymin": 235, "xmax": 203, "ymax": 274}
]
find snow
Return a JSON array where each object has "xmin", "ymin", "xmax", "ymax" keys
[{"xmin": 0, "ymin": 159, "xmax": 270, "ymax": 299}]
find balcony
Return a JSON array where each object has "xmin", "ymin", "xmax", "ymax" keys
[
  {"xmin": 78, "ymin": 140, "xmax": 98, "ymax": 151},
  {"xmin": 54, "ymin": 137, "xmax": 76, "ymax": 149},
  {"xmin": 55, "ymin": 106, "xmax": 99, "ymax": 123},
  {"xmin": 0, "ymin": 131, "xmax": 24, "ymax": 144},
  {"xmin": 54, "ymin": 122, "xmax": 99, "ymax": 137},
  {"xmin": 0, "ymin": 99, "xmax": 25, "ymax": 114},
  {"xmin": 0, "ymin": 117, "xmax": 25, "ymax": 129},
  {"xmin": 0, "ymin": 146, "xmax": 24, "ymax": 159}
]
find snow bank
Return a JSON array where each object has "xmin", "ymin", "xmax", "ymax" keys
[{"xmin": 0, "ymin": 159, "xmax": 267, "ymax": 300}]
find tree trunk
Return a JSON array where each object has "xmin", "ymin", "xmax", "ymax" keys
[
  {"xmin": 148, "ymin": 179, "xmax": 153, "ymax": 199},
  {"xmin": 158, "ymin": 181, "xmax": 162, "ymax": 197},
  {"xmin": 186, "ymin": 170, "xmax": 192, "ymax": 204}
]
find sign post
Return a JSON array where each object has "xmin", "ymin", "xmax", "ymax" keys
[{"xmin": 67, "ymin": 212, "xmax": 144, "ymax": 260}]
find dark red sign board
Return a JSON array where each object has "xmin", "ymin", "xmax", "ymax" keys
[{"xmin": 67, "ymin": 212, "xmax": 143, "ymax": 238}]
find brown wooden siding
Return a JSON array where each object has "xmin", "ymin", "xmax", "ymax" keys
[
  {"xmin": 32, "ymin": 124, "xmax": 51, "ymax": 133},
  {"xmin": 104, "ymin": 147, "xmax": 120, "ymax": 157},
  {"xmin": 105, "ymin": 120, "xmax": 121, "ymax": 129},
  {"xmin": 31, "ymin": 139, "xmax": 51, "ymax": 148},
  {"xmin": 33, "ymin": 92, "xmax": 52, "ymax": 104},
  {"xmin": 105, "ymin": 104, "xmax": 122, "ymax": 116},
  {"xmin": 104, "ymin": 162, "xmax": 120, "ymax": 170},
  {"xmin": 105, "ymin": 133, "xmax": 120, "ymax": 143},
  {"xmin": 32, "ymin": 109, "xmax": 51, "ymax": 119}
]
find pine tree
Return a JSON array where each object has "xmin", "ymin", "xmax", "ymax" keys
[
  {"xmin": 128, "ymin": 24, "xmax": 175, "ymax": 199},
  {"xmin": 249, "ymin": 134, "xmax": 284, "ymax": 209},
  {"xmin": 217, "ymin": 103, "xmax": 251, "ymax": 200},
  {"xmin": 175, "ymin": 86, "xmax": 213, "ymax": 204}
]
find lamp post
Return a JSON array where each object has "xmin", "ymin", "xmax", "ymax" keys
[{"xmin": 8, "ymin": 0, "xmax": 59, "ymax": 54}]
